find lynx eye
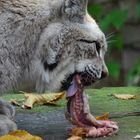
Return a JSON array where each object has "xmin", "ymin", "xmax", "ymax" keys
[{"xmin": 79, "ymin": 39, "xmax": 95, "ymax": 44}]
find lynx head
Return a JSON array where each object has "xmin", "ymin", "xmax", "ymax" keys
[{"xmin": 35, "ymin": 0, "xmax": 108, "ymax": 92}]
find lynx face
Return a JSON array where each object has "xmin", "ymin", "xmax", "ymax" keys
[{"xmin": 34, "ymin": 0, "xmax": 108, "ymax": 92}]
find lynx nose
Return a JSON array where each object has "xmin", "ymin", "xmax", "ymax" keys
[
  {"xmin": 101, "ymin": 65, "xmax": 109, "ymax": 79},
  {"xmin": 101, "ymin": 71, "xmax": 108, "ymax": 78}
]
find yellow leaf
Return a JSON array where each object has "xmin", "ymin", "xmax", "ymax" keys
[
  {"xmin": 67, "ymin": 136, "xmax": 83, "ymax": 140},
  {"xmin": 0, "ymin": 135, "xmax": 21, "ymax": 140},
  {"xmin": 113, "ymin": 94, "xmax": 136, "ymax": 100},
  {"xmin": 70, "ymin": 127, "xmax": 87, "ymax": 137},
  {"xmin": 96, "ymin": 112, "xmax": 110, "ymax": 120},
  {"xmin": 0, "ymin": 130, "xmax": 43, "ymax": 140},
  {"xmin": 20, "ymin": 91, "xmax": 65, "ymax": 109}
]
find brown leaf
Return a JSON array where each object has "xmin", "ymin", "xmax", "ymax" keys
[
  {"xmin": 20, "ymin": 91, "xmax": 65, "ymax": 109},
  {"xmin": 113, "ymin": 94, "xmax": 136, "ymax": 100},
  {"xmin": 67, "ymin": 136, "xmax": 83, "ymax": 140},
  {"xmin": 0, "ymin": 130, "xmax": 43, "ymax": 140},
  {"xmin": 70, "ymin": 127, "xmax": 87, "ymax": 137},
  {"xmin": 10, "ymin": 99, "xmax": 21, "ymax": 106},
  {"xmin": 96, "ymin": 112, "xmax": 110, "ymax": 120}
]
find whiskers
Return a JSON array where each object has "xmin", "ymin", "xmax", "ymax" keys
[
  {"xmin": 106, "ymin": 32, "xmax": 115, "ymax": 39},
  {"xmin": 106, "ymin": 32, "xmax": 117, "ymax": 45}
]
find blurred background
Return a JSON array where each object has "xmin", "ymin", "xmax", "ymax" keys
[{"xmin": 88, "ymin": 0, "xmax": 140, "ymax": 87}]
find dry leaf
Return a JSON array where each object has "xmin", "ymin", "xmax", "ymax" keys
[
  {"xmin": 67, "ymin": 136, "xmax": 83, "ymax": 140},
  {"xmin": 10, "ymin": 99, "xmax": 21, "ymax": 106},
  {"xmin": 20, "ymin": 91, "xmax": 65, "ymax": 109},
  {"xmin": 0, "ymin": 130, "xmax": 43, "ymax": 140},
  {"xmin": 0, "ymin": 135, "xmax": 21, "ymax": 140},
  {"xmin": 70, "ymin": 127, "xmax": 87, "ymax": 137},
  {"xmin": 113, "ymin": 94, "xmax": 136, "ymax": 100},
  {"xmin": 96, "ymin": 112, "xmax": 110, "ymax": 120}
]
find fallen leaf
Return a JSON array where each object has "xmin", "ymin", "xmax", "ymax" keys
[
  {"xmin": 67, "ymin": 136, "xmax": 83, "ymax": 140},
  {"xmin": 113, "ymin": 94, "xmax": 136, "ymax": 100},
  {"xmin": 10, "ymin": 99, "xmax": 21, "ymax": 106},
  {"xmin": 134, "ymin": 135, "xmax": 140, "ymax": 139},
  {"xmin": 96, "ymin": 112, "xmax": 110, "ymax": 120},
  {"xmin": 0, "ymin": 135, "xmax": 21, "ymax": 140},
  {"xmin": 20, "ymin": 91, "xmax": 65, "ymax": 109},
  {"xmin": 0, "ymin": 130, "xmax": 43, "ymax": 140},
  {"xmin": 70, "ymin": 127, "xmax": 87, "ymax": 137}
]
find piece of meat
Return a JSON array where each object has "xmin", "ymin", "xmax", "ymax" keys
[{"xmin": 66, "ymin": 75, "xmax": 118, "ymax": 138}]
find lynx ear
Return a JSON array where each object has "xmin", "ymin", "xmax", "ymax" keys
[{"xmin": 62, "ymin": 0, "xmax": 88, "ymax": 21}]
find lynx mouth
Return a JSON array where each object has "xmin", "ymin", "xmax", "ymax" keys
[{"xmin": 61, "ymin": 72, "xmax": 96, "ymax": 91}]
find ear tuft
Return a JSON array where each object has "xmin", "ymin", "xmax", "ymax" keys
[{"xmin": 62, "ymin": 0, "xmax": 88, "ymax": 21}]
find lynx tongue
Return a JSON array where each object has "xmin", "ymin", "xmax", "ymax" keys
[{"xmin": 66, "ymin": 75, "xmax": 81, "ymax": 98}]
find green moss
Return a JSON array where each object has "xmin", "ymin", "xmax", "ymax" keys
[
  {"xmin": 87, "ymin": 87, "xmax": 140, "ymax": 115},
  {"xmin": 1, "ymin": 87, "xmax": 140, "ymax": 139},
  {"xmin": 0, "ymin": 93, "xmax": 66, "ymax": 113},
  {"xmin": 0, "ymin": 87, "xmax": 140, "ymax": 114}
]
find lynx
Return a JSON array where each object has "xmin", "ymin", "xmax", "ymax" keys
[
  {"xmin": 0, "ymin": 0, "xmax": 108, "ymax": 93},
  {"xmin": 0, "ymin": 0, "xmax": 108, "ymax": 135}
]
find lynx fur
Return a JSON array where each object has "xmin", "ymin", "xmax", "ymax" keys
[
  {"xmin": 0, "ymin": 0, "xmax": 108, "ymax": 94},
  {"xmin": 0, "ymin": 99, "xmax": 17, "ymax": 136},
  {"xmin": 0, "ymin": 0, "xmax": 109, "ymax": 135}
]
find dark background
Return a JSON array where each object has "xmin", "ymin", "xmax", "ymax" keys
[{"xmin": 88, "ymin": 0, "xmax": 140, "ymax": 87}]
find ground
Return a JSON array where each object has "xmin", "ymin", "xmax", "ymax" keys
[{"xmin": 1, "ymin": 87, "xmax": 140, "ymax": 140}]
